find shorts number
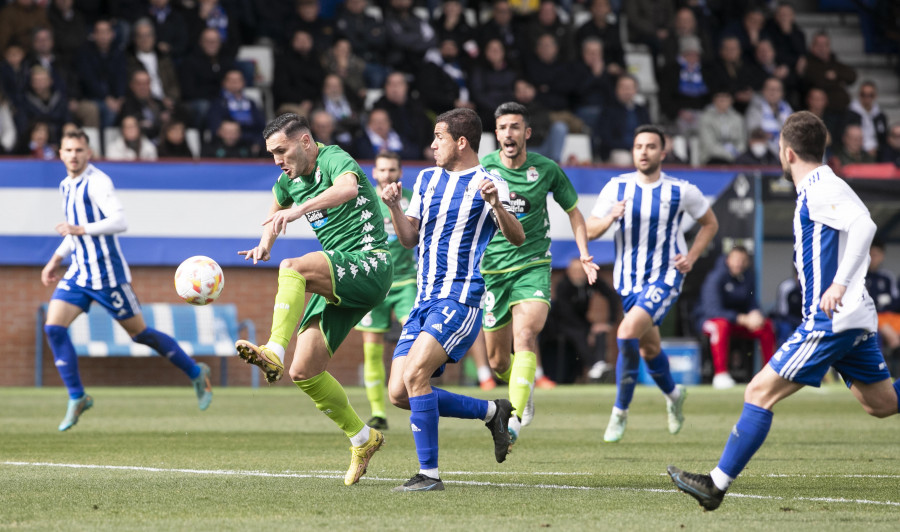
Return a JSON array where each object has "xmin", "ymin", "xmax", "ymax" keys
[
  {"xmin": 111, "ymin": 290, "xmax": 125, "ymax": 309},
  {"xmin": 441, "ymin": 306, "xmax": 457, "ymax": 324},
  {"xmin": 646, "ymin": 286, "xmax": 664, "ymax": 304}
]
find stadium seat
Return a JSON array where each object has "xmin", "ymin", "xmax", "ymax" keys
[
  {"xmin": 102, "ymin": 127, "xmax": 121, "ymax": 156},
  {"xmin": 82, "ymin": 126, "xmax": 102, "ymax": 157},
  {"xmin": 364, "ymin": 89, "xmax": 384, "ymax": 111},
  {"xmin": 235, "ymin": 45, "xmax": 274, "ymax": 88},
  {"xmin": 561, "ymin": 134, "xmax": 592, "ymax": 164},
  {"xmin": 185, "ymin": 128, "xmax": 201, "ymax": 159},
  {"xmin": 478, "ymin": 131, "xmax": 497, "ymax": 159},
  {"xmin": 243, "ymin": 87, "xmax": 264, "ymax": 109},
  {"xmin": 364, "ymin": 5, "xmax": 382, "ymax": 20},
  {"xmin": 625, "ymin": 50, "xmax": 658, "ymax": 94}
]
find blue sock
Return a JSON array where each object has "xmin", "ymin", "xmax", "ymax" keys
[
  {"xmin": 409, "ymin": 392, "xmax": 440, "ymax": 470},
  {"xmin": 432, "ymin": 387, "xmax": 488, "ymax": 419},
  {"xmin": 132, "ymin": 328, "xmax": 200, "ymax": 379},
  {"xmin": 645, "ymin": 350, "xmax": 676, "ymax": 394},
  {"xmin": 717, "ymin": 402, "xmax": 773, "ymax": 479},
  {"xmin": 45, "ymin": 325, "xmax": 84, "ymax": 400},
  {"xmin": 893, "ymin": 379, "xmax": 900, "ymax": 415},
  {"xmin": 614, "ymin": 338, "xmax": 640, "ymax": 410}
]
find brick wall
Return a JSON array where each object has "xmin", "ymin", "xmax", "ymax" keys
[{"xmin": 1, "ymin": 265, "xmax": 463, "ymax": 388}]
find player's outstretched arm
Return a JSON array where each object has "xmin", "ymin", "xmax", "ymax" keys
[
  {"xmin": 238, "ymin": 198, "xmax": 286, "ymax": 264},
  {"xmin": 264, "ymin": 173, "xmax": 359, "ymax": 236},
  {"xmin": 479, "ymin": 179, "xmax": 524, "ymax": 246},
  {"xmin": 674, "ymin": 208, "xmax": 719, "ymax": 274},
  {"xmin": 567, "ymin": 207, "xmax": 599, "ymax": 284},
  {"xmin": 381, "ymin": 182, "xmax": 420, "ymax": 248}
]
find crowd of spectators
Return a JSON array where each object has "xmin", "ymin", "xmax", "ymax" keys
[{"xmin": 0, "ymin": 0, "xmax": 897, "ymax": 167}]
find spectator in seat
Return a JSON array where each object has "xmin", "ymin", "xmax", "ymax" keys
[
  {"xmin": 721, "ymin": 8, "xmax": 766, "ymax": 62},
  {"xmin": 274, "ymin": 29, "xmax": 326, "ymax": 118},
  {"xmin": 706, "ymin": 36, "xmax": 755, "ymax": 114},
  {"xmin": 800, "ymin": 31, "xmax": 857, "ymax": 113},
  {"xmin": 0, "ymin": 0, "xmax": 49, "ymax": 54},
  {"xmin": 188, "ymin": 0, "xmax": 243, "ymax": 59},
  {"xmin": 574, "ymin": 37, "xmax": 614, "ymax": 160},
  {"xmin": 286, "ymin": 0, "xmax": 335, "ymax": 54},
  {"xmin": 662, "ymin": 6, "xmax": 714, "ymax": 69},
  {"xmin": 156, "ymin": 118, "xmax": 194, "ymax": 158},
  {"xmin": 21, "ymin": 65, "xmax": 70, "ymax": 143},
  {"xmin": 310, "ymin": 108, "xmax": 351, "ymax": 151},
  {"xmin": 746, "ymin": 39, "xmax": 799, "ymax": 108},
  {"xmin": 127, "ymin": 18, "xmax": 181, "ymax": 114},
  {"xmin": 598, "ymin": 74, "xmax": 650, "ymax": 163},
  {"xmin": 866, "ymin": 239, "xmax": 900, "ymax": 376},
  {"xmin": 318, "ymin": 73, "xmax": 361, "ymax": 147},
  {"xmin": 829, "ymin": 124, "xmax": 876, "ymax": 174},
  {"xmin": 1, "ymin": 43, "xmax": 29, "ymax": 110},
  {"xmin": 201, "ymin": 118, "xmax": 254, "ymax": 158},
  {"xmin": 383, "ymin": 0, "xmax": 438, "ymax": 74},
  {"xmin": 372, "ymin": 71, "xmax": 434, "ymax": 160},
  {"xmin": 334, "ymin": 0, "xmax": 389, "ymax": 89},
  {"xmin": 698, "ymin": 91, "xmax": 746, "ymax": 165},
  {"xmin": 145, "ymin": 0, "xmax": 190, "ymax": 60},
  {"xmin": 734, "ymin": 126, "xmax": 780, "ymax": 166},
  {"xmin": 26, "ymin": 27, "xmax": 75, "ymax": 102},
  {"xmin": 512, "ymin": 78, "xmax": 568, "ymax": 163},
  {"xmin": 764, "ymin": 2, "xmax": 806, "ymax": 78},
  {"xmin": 17, "ymin": 120, "xmax": 56, "ymax": 158},
  {"xmin": 432, "ymin": 0, "xmax": 479, "ymax": 70},
  {"xmin": 206, "ymin": 69, "xmax": 265, "ymax": 156},
  {"xmin": 48, "ymin": 0, "xmax": 89, "ymax": 69},
  {"xmin": 323, "ymin": 38, "xmax": 367, "ymax": 103},
  {"xmin": 804, "ymin": 87, "xmax": 844, "ymax": 155},
  {"xmin": 879, "ymin": 123, "xmax": 900, "ymax": 166},
  {"xmin": 75, "ymin": 19, "xmax": 127, "ymax": 129},
  {"xmin": 523, "ymin": 0, "xmax": 576, "ymax": 62},
  {"xmin": 418, "ymin": 38, "xmax": 475, "ymax": 116},
  {"xmin": 624, "ymin": 0, "xmax": 675, "ymax": 65},
  {"xmin": 524, "ymin": 33, "xmax": 585, "ymax": 136},
  {"xmin": 469, "ymin": 38, "xmax": 517, "ymax": 131},
  {"xmin": 847, "ymin": 81, "xmax": 888, "ymax": 159},
  {"xmin": 769, "ymin": 270, "xmax": 802, "ymax": 346},
  {"xmin": 659, "ymin": 35, "xmax": 711, "ymax": 136},
  {"xmin": 745, "ymin": 76, "xmax": 791, "ymax": 155},
  {"xmin": 695, "ymin": 246, "xmax": 775, "ymax": 389},
  {"xmin": 105, "ymin": 114, "xmax": 157, "ymax": 160},
  {"xmin": 119, "ymin": 69, "xmax": 169, "ymax": 142},
  {"xmin": 575, "ymin": 0, "xmax": 625, "ymax": 76},
  {"xmin": 179, "ymin": 27, "xmax": 234, "ymax": 129},
  {"xmin": 352, "ymin": 107, "xmax": 419, "ymax": 161},
  {"xmin": 478, "ymin": 0, "xmax": 525, "ymax": 70}
]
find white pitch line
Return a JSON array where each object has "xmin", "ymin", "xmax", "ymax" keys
[{"xmin": 3, "ymin": 461, "xmax": 899, "ymax": 507}]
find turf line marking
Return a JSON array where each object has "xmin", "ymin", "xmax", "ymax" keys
[{"xmin": 4, "ymin": 461, "xmax": 898, "ymax": 507}]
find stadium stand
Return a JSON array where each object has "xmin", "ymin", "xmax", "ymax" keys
[{"xmin": 34, "ymin": 303, "xmax": 258, "ymax": 388}]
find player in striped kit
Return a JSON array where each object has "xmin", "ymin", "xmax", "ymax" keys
[
  {"xmin": 587, "ymin": 125, "xmax": 719, "ymax": 443},
  {"xmin": 668, "ymin": 111, "xmax": 900, "ymax": 511},
  {"xmin": 41, "ymin": 130, "xmax": 212, "ymax": 432},
  {"xmin": 382, "ymin": 108, "xmax": 525, "ymax": 492}
]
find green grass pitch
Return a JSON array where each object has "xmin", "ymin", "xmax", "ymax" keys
[{"xmin": 2, "ymin": 384, "xmax": 898, "ymax": 530}]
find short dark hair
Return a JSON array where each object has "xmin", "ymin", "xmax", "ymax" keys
[
  {"xmin": 263, "ymin": 113, "xmax": 310, "ymax": 140},
  {"xmin": 494, "ymin": 101, "xmax": 529, "ymax": 127},
  {"xmin": 435, "ymin": 108, "xmax": 482, "ymax": 153},
  {"xmin": 634, "ymin": 124, "xmax": 666, "ymax": 150},
  {"xmin": 871, "ymin": 236, "xmax": 885, "ymax": 251},
  {"xmin": 781, "ymin": 111, "xmax": 826, "ymax": 163},
  {"xmin": 729, "ymin": 244, "xmax": 750, "ymax": 257},
  {"xmin": 62, "ymin": 128, "xmax": 89, "ymax": 143},
  {"xmin": 374, "ymin": 150, "xmax": 402, "ymax": 167}
]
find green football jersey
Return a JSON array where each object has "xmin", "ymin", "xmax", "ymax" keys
[
  {"xmin": 379, "ymin": 186, "xmax": 416, "ymax": 283},
  {"xmin": 480, "ymin": 150, "xmax": 579, "ymax": 274},
  {"xmin": 272, "ymin": 144, "xmax": 388, "ymax": 254}
]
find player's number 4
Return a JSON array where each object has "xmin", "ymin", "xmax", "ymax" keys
[{"xmin": 441, "ymin": 306, "xmax": 456, "ymax": 324}]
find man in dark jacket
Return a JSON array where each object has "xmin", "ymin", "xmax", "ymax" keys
[
  {"xmin": 76, "ymin": 19, "xmax": 127, "ymax": 128},
  {"xmin": 598, "ymin": 74, "xmax": 650, "ymax": 162},
  {"xmin": 801, "ymin": 31, "xmax": 857, "ymax": 113},
  {"xmin": 179, "ymin": 28, "xmax": 234, "ymax": 129},
  {"xmin": 695, "ymin": 246, "xmax": 776, "ymax": 389}
]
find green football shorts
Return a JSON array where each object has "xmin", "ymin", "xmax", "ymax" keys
[
  {"xmin": 355, "ymin": 278, "xmax": 417, "ymax": 333},
  {"xmin": 482, "ymin": 264, "xmax": 552, "ymax": 331},
  {"xmin": 299, "ymin": 249, "xmax": 393, "ymax": 355}
]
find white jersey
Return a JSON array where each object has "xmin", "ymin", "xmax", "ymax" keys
[
  {"xmin": 58, "ymin": 164, "xmax": 132, "ymax": 289},
  {"xmin": 591, "ymin": 171, "xmax": 709, "ymax": 295},
  {"xmin": 406, "ymin": 165, "xmax": 512, "ymax": 307},
  {"xmin": 794, "ymin": 165, "xmax": 877, "ymax": 333}
]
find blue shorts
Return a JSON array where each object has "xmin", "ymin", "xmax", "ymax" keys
[
  {"xmin": 769, "ymin": 326, "xmax": 890, "ymax": 387},
  {"xmin": 52, "ymin": 281, "xmax": 142, "ymax": 320},
  {"xmin": 392, "ymin": 299, "xmax": 482, "ymax": 376},
  {"xmin": 620, "ymin": 281, "xmax": 680, "ymax": 326}
]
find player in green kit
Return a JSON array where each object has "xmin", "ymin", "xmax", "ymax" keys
[
  {"xmin": 480, "ymin": 102, "xmax": 599, "ymax": 442},
  {"xmin": 235, "ymin": 113, "xmax": 393, "ymax": 486},
  {"xmin": 354, "ymin": 151, "xmax": 416, "ymax": 431}
]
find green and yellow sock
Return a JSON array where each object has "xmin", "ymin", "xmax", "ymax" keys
[
  {"xmin": 509, "ymin": 351, "xmax": 537, "ymax": 419},
  {"xmin": 269, "ymin": 268, "xmax": 307, "ymax": 349},
  {"xmin": 494, "ymin": 353, "xmax": 514, "ymax": 383},
  {"xmin": 295, "ymin": 371, "xmax": 365, "ymax": 438},
  {"xmin": 363, "ymin": 341, "xmax": 387, "ymax": 418}
]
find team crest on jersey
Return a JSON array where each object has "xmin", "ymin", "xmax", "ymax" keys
[
  {"xmin": 484, "ymin": 311, "xmax": 497, "ymax": 327},
  {"xmin": 508, "ymin": 192, "xmax": 530, "ymax": 219},
  {"xmin": 306, "ymin": 208, "xmax": 328, "ymax": 229},
  {"xmin": 315, "ymin": 166, "xmax": 322, "ymax": 184},
  {"xmin": 526, "ymin": 166, "xmax": 539, "ymax": 182}
]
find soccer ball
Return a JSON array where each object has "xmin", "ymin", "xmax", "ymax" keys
[{"xmin": 174, "ymin": 256, "xmax": 225, "ymax": 305}]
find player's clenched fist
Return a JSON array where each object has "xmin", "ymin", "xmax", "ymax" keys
[{"xmin": 381, "ymin": 182, "xmax": 402, "ymax": 208}]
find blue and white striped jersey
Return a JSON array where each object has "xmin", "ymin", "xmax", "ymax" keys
[
  {"xmin": 406, "ymin": 165, "xmax": 512, "ymax": 307},
  {"xmin": 57, "ymin": 164, "xmax": 132, "ymax": 289},
  {"xmin": 793, "ymin": 165, "xmax": 876, "ymax": 333},
  {"xmin": 591, "ymin": 171, "xmax": 710, "ymax": 296}
]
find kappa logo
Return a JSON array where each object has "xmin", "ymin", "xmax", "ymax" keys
[
  {"xmin": 350, "ymin": 264, "xmax": 359, "ymax": 278},
  {"xmin": 432, "ymin": 323, "xmax": 443, "ymax": 333},
  {"xmin": 368, "ymin": 257, "xmax": 379, "ymax": 270},
  {"xmin": 355, "ymin": 196, "xmax": 369, "ymax": 207},
  {"xmin": 533, "ymin": 290, "xmax": 545, "ymax": 297},
  {"xmin": 376, "ymin": 252, "xmax": 388, "ymax": 263},
  {"xmin": 362, "ymin": 243, "xmax": 373, "ymax": 251},
  {"xmin": 336, "ymin": 265, "xmax": 346, "ymax": 280},
  {"xmin": 360, "ymin": 209, "xmax": 374, "ymax": 221},
  {"xmin": 361, "ymin": 260, "xmax": 371, "ymax": 274},
  {"xmin": 362, "ymin": 222, "xmax": 375, "ymax": 233},
  {"xmin": 361, "ymin": 234, "xmax": 374, "ymax": 244}
]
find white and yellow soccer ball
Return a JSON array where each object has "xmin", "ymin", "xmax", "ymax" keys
[{"xmin": 174, "ymin": 256, "xmax": 225, "ymax": 305}]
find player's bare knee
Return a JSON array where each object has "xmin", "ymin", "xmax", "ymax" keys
[
  {"xmin": 288, "ymin": 366, "xmax": 311, "ymax": 381},
  {"xmin": 863, "ymin": 400, "xmax": 896, "ymax": 418},
  {"xmin": 388, "ymin": 386, "xmax": 410, "ymax": 409},
  {"xmin": 279, "ymin": 258, "xmax": 298, "ymax": 271}
]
